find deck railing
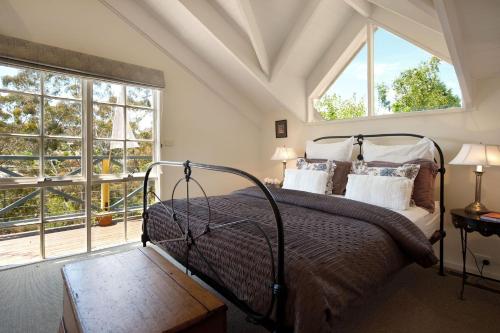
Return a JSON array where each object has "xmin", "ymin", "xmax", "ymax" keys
[{"xmin": 0, "ymin": 155, "xmax": 151, "ymax": 232}]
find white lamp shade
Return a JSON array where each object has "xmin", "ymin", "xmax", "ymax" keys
[
  {"xmin": 271, "ymin": 147, "xmax": 297, "ymax": 161},
  {"xmin": 449, "ymin": 143, "xmax": 500, "ymax": 166},
  {"xmin": 486, "ymin": 145, "xmax": 500, "ymax": 166}
]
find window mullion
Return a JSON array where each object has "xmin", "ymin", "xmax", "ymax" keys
[
  {"xmin": 84, "ymin": 79, "xmax": 93, "ymax": 253},
  {"xmin": 367, "ymin": 23, "xmax": 374, "ymax": 117},
  {"xmin": 39, "ymin": 72, "xmax": 45, "ymax": 259}
]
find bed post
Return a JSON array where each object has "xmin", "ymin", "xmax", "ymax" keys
[
  {"xmin": 435, "ymin": 146, "xmax": 446, "ymax": 276},
  {"xmin": 142, "ymin": 162, "xmax": 158, "ymax": 247}
]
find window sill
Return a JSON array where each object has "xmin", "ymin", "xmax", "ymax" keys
[{"xmin": 307, "ymin": 107, "xmax": 469, "ymax": 125}]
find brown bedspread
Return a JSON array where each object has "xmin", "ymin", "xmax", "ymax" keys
[{"xmin": 146, "ymin": 187, "xmax": 437, "ymax": 332}]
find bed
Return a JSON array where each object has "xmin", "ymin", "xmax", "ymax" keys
[{"xmin": 141, "ymin": 133, "xmax": 446, "ymax": 333}]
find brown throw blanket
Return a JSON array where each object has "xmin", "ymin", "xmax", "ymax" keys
[{"xmin": 146, "ymin": 187, "xmax": 437, "ymax": 332}]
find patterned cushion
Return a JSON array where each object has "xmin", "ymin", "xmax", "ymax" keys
[
  {"xmin": 306, "ymin": 159, "xmax": 351, "ymax": 195},
  {"xmin": 296, "ymin": 158, "xmax": 336, "ymax": 195},
  {"xmin": 352, "ymin": 161, "xmax": 420, "ymax": 181}
]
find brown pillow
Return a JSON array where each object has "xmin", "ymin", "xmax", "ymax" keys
[
  {"xmin": 307, "ymin": 159, "xmax": 352, "ymax": 195},
  {"xmin": 366, "ymin": 159, "xmax": 438, "ymax": 213}
]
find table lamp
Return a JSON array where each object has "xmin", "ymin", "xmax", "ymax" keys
[
  {"xmin": 271, "ymin": 146, "xmax": 297, "ymax": 180},
  {"xmin": 449, "ymin": 144, "xmax": 500, "ymax": 214}
]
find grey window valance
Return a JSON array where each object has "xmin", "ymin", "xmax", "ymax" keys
[{"xmin": 0, "ymin": 34, "xmax": 165, "ymax": 88}]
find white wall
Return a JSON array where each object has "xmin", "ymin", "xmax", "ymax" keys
[
  {"xmin": 0, "ymin": 0, "xmax": 264, "ymax": 194},
  {"xmin": 262, "ymin": 76, "xmax": 500, "ymax": 279}
]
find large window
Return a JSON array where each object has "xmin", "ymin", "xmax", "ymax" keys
[
  {"xmin": 313, "ymin": 26, "xmax": 462, "ymax": 121},
  {"xmin": 0, "ymin": 63, "xmax": 159, "ymax": 266}
]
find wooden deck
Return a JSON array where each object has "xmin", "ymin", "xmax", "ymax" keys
[{"xmin": 0, "ymin": 219, "xmax": 142, "ymax": 268}]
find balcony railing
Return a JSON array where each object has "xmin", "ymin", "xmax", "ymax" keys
[{"xmin": 0, "ymin": 155, "xmax": 151, "ymax": 232}]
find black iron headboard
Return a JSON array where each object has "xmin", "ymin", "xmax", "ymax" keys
[{"xmin": 311, "ymin": 133, "xmax": 446, "ymax": 276}]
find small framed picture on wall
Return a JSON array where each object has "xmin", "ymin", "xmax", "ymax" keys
[{"xmin": 275, "ymin": 120, "xmax": 287, "ymax": 138}]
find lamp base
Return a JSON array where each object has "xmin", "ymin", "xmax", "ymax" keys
[{"xmin": 464, "ymin": 201, "xmax": 489, "ymax": 215}]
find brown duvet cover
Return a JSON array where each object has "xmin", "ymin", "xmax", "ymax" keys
[{"xmin": 146, "ymin": 187, "xmax": 437, "ymax": 332}]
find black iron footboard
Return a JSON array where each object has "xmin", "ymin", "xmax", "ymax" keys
[{"xmin": 142, "ymin": 160, "xmax": 287, "ymax": 333}]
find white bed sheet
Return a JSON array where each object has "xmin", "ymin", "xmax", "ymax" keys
[{"xmin": 331, "ymin": 194, "xmax": 440, "ymax": 238}]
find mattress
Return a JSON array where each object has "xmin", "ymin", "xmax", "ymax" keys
[
  {"xmin": 399, "ymin": 202, "xmax": 440, "ymax": 238},
  {"xmin": 331, "ymin": 195, "xmax": 440, "ymax": 238}
]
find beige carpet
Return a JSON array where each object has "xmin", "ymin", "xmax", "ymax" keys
[{"xmin": 0, "ymin": 244, "xmax": 499, "ymax": 333}]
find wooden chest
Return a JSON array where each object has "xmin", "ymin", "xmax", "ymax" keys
[{"xmin": 60, "ymin": 247, "xmax": 227, "ymax": 333}]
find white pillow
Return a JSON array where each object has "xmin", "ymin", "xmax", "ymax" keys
[
  {"xmin": 306, "ymin": 137, "xmax": 354, "ymax": 161},
  {"xmin": 345, "ymin": 174, "xmax": 414, "ymax": 210},
  {"xmin": 282, "ymin": 169, "xmax": 329, "ymax": 194},
  {"xmin": 362, "ymin": 137, "xmax": 435, "ymax": 163}
]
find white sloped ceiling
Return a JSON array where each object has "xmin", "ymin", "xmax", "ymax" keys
[{"xmin": 101, "ymin": 0, "xmax": 498, "ymax": 121}]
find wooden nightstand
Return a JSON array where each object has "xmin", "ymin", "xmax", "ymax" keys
[{"xmin": 451, "ymin": 209, "xmax": 500, "ymax": 299}]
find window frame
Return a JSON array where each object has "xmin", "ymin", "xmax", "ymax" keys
[
  {"xmin": 0, "ymin": 63, "xmax": 161, "ymax": 258},
  {"xmin": 308, "ymin": 23, "xmax": 465, "ymax": 122}
]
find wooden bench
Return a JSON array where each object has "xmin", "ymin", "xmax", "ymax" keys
[{"xmin": 60, "ymin": 247, "xmax": 227, "ymax": 333}]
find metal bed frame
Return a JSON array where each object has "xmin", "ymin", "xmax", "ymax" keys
[{"xmin": 141, "ymin": 133, "xmax": 446, "ymax": 333}]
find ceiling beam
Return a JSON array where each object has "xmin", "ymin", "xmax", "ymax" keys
[
  {"xmin": 271, "ymin": 0, "xmax": 322, "ymax": 79},
  {"xmin": 99, "ymin": 0, "xmax": 264, "ymax": 127},
  {"xmin": 344, "ymin": 0, "xmax": 373, "ymax": 18},
  {"xmin": 237, "ymin": 0, "xmax": 270, "ymax": 77},
  {"xmin": 368, "ymin": 0, "xmax": 442, "ymax": 33},
  {"xmin": 178, "ymin": 0, "xmax": 263, "ymax": 79},
  {"xmin": 434, "ymin": 0, "xmax": 473, "ymax": 107}
]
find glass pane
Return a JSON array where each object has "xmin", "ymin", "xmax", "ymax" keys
[
  {"xmin": 44, "ymin": 98, "xmax": 82, "ymax": 137},
  {"xmin": 314, "ymin": 44, "xmax": 368, "ymax": 120},
  {"xmin": 127, "ymin": 141, "xmax": 152, "ymax": 174},
  {"xmin": 126, "ymin": 86, "xmax": 153, "ymax": 108},
  {"xmin": 0, "ymin": 224, "xmax": 40, "ymax": 267},
  {"xmin": 374, "ymin": 28, "xmax": 462, "ymax": 115},
  {"xmin": 0, "ymin": 64, "xmax": 41, "ymax": 94},
  {"xmin": 91, "ymin": 213, "xmax": 125, "ymax": 250},
  {"xmin": 91, "ymin": 182, "xmax": 125, "ymax": 249},
  {"xmin": 0, "ymin": 92, "xmax": 40, "ymax": 134},
  {"xmin": 91, "ymin": 182, "xmax": 124, "ymax": 214},
  {"xmin": 128, "ymin": 108, "xmax": 153, "ymax": 140},
  {"xmin": 44, "ymin": 219, "xmax": 85, "ymax": 258},
  {"xmin": 0, "ymin": 188, "xmax": 40, "ymax": 225},
  {"xmin": 0, "ymin": 188, "xmax": 40, "ymax": 267},
  {"xmin": 0, "ymin": 137, "xmax": 39, "ymax": 177},
  {"xmin": 44, "ymin": 139, "xmax": 82, "ymax": 177},
  {"xmin": 126, "ymin": 180, "xmax": 155, "ymax": 242},
  {"xmin": 44, "ymin": 185, "xmax": 85, "ymax": 219},
  {"xmin": 93, "ymin": 104, "xmax": 124, "ymax": 139},
  {"xmin": 43, "ymin": 73, "xmax": 81, "ymax": 99},
  {"xmin": 93, "ymin": 140, "xmax": 123, "ymax": 175},
  {"xmin": 93, "ymin": 80, "xmax": 124, "ymax": 104}
]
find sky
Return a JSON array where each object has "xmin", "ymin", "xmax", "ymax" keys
[{"xmin": 324, "ymin": 27, "xmax": 462, "ymax": 114}]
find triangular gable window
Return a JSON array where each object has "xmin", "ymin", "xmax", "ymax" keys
[{"xmin": 313, "ymin": 26, "xmax": 462, "ymax": 121}]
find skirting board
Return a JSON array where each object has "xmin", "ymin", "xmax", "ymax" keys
[{"xmin": 444, "ymin": 259, "xmax": 500, "ymax": 281}]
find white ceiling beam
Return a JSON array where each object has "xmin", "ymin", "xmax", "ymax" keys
[
  {"xmin": 408, "ymin": 0, "xmax": 436, "ymax": 17},
  {"xmin": 434, "ymin": 0, "xmax": 473, "ymax": 107},
  {"xmin": 368, "ymin": 0, "xmax": 442, "ymax": 33},
  {"xmin": 237, "ymin": 0, "xmax": 270, "ymax": 77},
  {"xmin": 271, "ymin": 0, "xmax": 322, "ymax": 79},
  {"xmin": 178, "ymin": 0, "xmax": 263, "ymax": 79},
  {"xmin": 344, "ymin": 0, "xmax": 373, "ymax": 18},
  {"xmin": 99, "ymin": 0, "xmax": 264, "ymax": 127},
  {"xmin": 370, "ymin": 6, "xmax": 450, "ymax": 62}
]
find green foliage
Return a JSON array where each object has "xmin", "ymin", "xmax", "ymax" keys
[
  {"xmin": 377, "ymin": 57, "xmax": 461, "ymax": 113},
  {"xmin": 314, "ymin": 93, "xmax": 366, "ymax": 120}
]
